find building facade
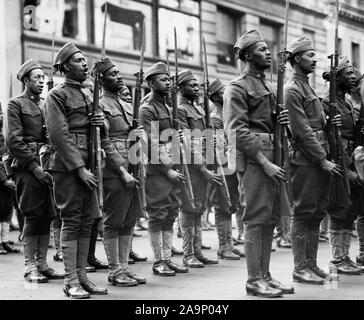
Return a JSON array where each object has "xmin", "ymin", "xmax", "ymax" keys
[{"xmin": 0, "ymin": 0, "xmax": 364, "ymax": 107}]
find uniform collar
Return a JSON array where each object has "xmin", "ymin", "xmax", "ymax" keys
[
  {"xmin": 246, "ymin": 66, "xmax": 266, "ymax": 80},
  {"xmin": 103, "ymin": 90, "xmax": 119, "ymax": 99},
  {"xmin": 64, "ymin": 78, "xmax": 85, "ymax": 88},
  {"xmin": 150, "ymin": 92, "xmax": 167, "ymax": 104},
  {"xmin": 292, "ymin": 72, "xmax": 309, "ymax": 83},
  {"xmin": 179, "ymin": 95, "xmax": 196, "ymax": 106},
  {"xmin": 23, "ymin": 89, "xmax": 41, "ymax": 104}
]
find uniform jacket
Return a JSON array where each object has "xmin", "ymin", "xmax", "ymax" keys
[
  {"xmin": 99, "ymin": 91, "xmax": 133, "ymax": 178},
  {"xmin": 44, "ymin": 79, "xmax": 124, "ymax": 173},
  {"xmin": 4, "ymin": 91, "xmax": 46, "ymax": 171},
  {"xmin": 139, "ymin": 92, "xmax": 175, "ymax": 176},
  {"xmin": 223, "ymin": 68, "xmax": 276, "ymax": 172},
  {"xmin": 284, "ymin": 73, "xmax": 328, "ymax": 166}
]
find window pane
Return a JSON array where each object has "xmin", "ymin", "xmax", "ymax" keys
[
  {"xmin": 28, "ymin": 0, "xmax": 88, "ymax": 42},
  {"xmin": 217, "ymin": 9, "xmax": 237, "ymax": 66},
  {"xmin": 159, "ymin": 8, "xmax": 200, "ymax": 65},
  {"xmin": 94, "ymin": 0, "xmax": 152, "ymax": 55},
  {"xmin": 352, "ymin": 42, "xmax": 360, "ymax": 69},
  {"xmin": 159, "ymin": 0, "xmax": 199, "ymax": 15}
]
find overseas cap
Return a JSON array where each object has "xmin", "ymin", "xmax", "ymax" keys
[
  {"xmin": 178, "ymin": 69, "xmax": 196, "ymax": 85},
  {"xmin": 145, "ymin": 62, "xmax": 169, "ymax": 80},
  {"xmin": 322, "ymin": 56, "xmax": 352, "ymax": 80},
  {"xmin": 91, "ymin": 57, "xmax": 116, "ymax": 76},
  {"xmin": 16, "ymin": 59, "xmax": 43, "ymax": 81},
  {"xmin": 287, "ymin": 36, "xmax": 314, "ymax": 57},
  {"xmin": 234, "ymin": 30, "xmax": 266, "ymax": 58},
  {"xmin": 209, "ymin": 79, "xmax": 225, "ymax": 96},
  {"xmin": 54, "ymin": 42, "xmax": 82, "ymax": 71},
  {"xmin": 353, "ymin": 68, "xmax": 364, "ymax": 84}
]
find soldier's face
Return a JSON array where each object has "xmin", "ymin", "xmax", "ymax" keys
[
  {"xmin": 151, "ymin": 74, "xmax": 171, "ymax": 96},
  {"xmin": 120, "ymin": 88, "xmax": 132, "ymax": 103},
  {"xmin": 296, "ymin": 50, "xmax": 317, "ymax": 74},
  {"xmin": 25, "ymin": 68, "xmax": 45, "ymax": 95},
  {"xmin": 65, "ymin": 52, "xmax": 88, "ymax": 82},
  {"xmin": 338, "ymin": 67, "xmax": 356, "ymax": 91},
  {"xmin": 103, "ymin": 66, "xmax": 124, "ymax": 92},
  {"xmin": 181, "ymin": 79, "xmax": 199, "ymax": 101},
  {"xmin": 247, "ymin": 42, "xmax": 271, "ymax": 70}
]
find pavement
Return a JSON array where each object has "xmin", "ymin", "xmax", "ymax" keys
[{"xmin": 1, "ymin": 224, "xmax": 364, "ymax": 300}]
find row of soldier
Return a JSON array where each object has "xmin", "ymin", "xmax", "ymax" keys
[{"xmin": 1, "ymin": 28, "xmax": 364, "ymax": 299}]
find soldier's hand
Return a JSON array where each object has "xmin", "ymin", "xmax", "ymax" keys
[
  {"xmin": 167, "ymin": 169, "xmax": 185, "ymax": 183},
  {"xmin": 32, "ymin": 166, "xmax": 53, "ymax": 186},
  {"xmin": 261, "ymin": 160, "xmax": 286, "ymax": 183},
  {"xmin": 77, "ymin": 167, "xmax": 98, "ymax": 190},
  {"xmin": 201, "ymin": 168, "xmax": 223, "ymax": 185},
  {"xmin": 277, "ymin": 107, "xmax": 290, "ymax": 126},
  {"xmin": 319, "ymin": 159, "xmax": 342, "ymax": 177},
  {"xmin": 119, "ymin": 166, "xmax": 138, "ymax": 188},
  {"xmin": 177, "ymin": 129, "xmax": 185, "ymax": 144},
  {"xmin": 332, "ymin": 114, "xmax": 342, "ymax": 127},
  {"xmin": 135, "ymin": 126, "xmax": 145, "ymax": 140},
  {"xmin": 4, "ymin": 179, "xmax": 15, "ymax": 190},
  {"xmin": 90, "ymin": 111, "xmax": 105, "ymax": 128}
]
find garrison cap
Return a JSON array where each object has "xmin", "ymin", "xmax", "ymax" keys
[
  {"xmin": 121, "ymin": 85, "xmax": 130, "ymax": 94},
  {"xmin": 145, "ymin": 62, "xmax": 169, "ymax": 80},
  {"xmin": 287, "ymin": 36, "xmax": 314, "ymax": 57},
  {"xmin": 209, "ymin": 79, "xmax": 225, "ymax": 97},
  {"xmin": 91, "ymin": 57, "xmax": 116, "ymax": 76},
  {"xmin": 353, "ymin": 68, "xmax": 364, "ymax": 84},
  {"xmin": 54, "ymin": 42, "xmax": 82, "ymax": 71},
  {"xmin": 16, "ymin": 59, "xmax": 43, "ymax": 81},
  {"xmin": 234, "ymin": 30, "xmax": 266, "ymax": 58},
  {"xmin": 322, "ymin": 56, "xmax": 352, "ymax": 80},
  {"xmin": 178, "ymin": 69, "xmax": 196, "ymax": 85}
]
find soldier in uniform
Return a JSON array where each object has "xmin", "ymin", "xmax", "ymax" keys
[
  {"xmin": 224, "ymin": 30, "xmax": 294, "ymax": 297},
  {"xmin": 177, "ymin": 69, "xmax": 220, "ymax": 268},
  {"xmin": 284, "ymin": 36, "xmax": 342, "ymax": 284},
  {"xmin": 44, "ymin": 43, "xmax": 125, "ymax": 298},
  {"xmin": 95, "ymin": 57, "xmax": 147, "ymax": 286},
  {"xmin": 322, "ymin": 57, "xmax": 362, "ymax": 275},
  {"xmin": 208, "ymin": 79, "xmax": 243, "ymax": 260},
  {"xmin": 4, "ymin": 59, "xmax": 64, "ymax": 282},
  {"xmin": 139, "ymin": 62, "xmax": 187, "ymax": 276}
]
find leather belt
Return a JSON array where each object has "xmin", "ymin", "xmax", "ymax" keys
[{"xmin": 70, "ymin": 133, "xmax": 88, "ymax": 150}]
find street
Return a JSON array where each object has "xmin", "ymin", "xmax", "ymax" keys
[{"xmin": 1, "ymin": 225, "xmax": 364, "ymax": 300}]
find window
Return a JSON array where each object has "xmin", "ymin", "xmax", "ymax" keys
[
  {"xmin": 259, "ymin": 20, "xmax": 280, "ymax": 76},
  {"xmin": 217, "ymin": 8, "xmax": 239, "ymax": 66},
  {"xmin": 338, "ymin": 38, "xmax": 342, "ymax": 55},
  {"xmin": 94, "ymin": 0, "xmax": 153, "ymax": 56},
  {"xmin": 352, "ymin": 42, "xmax": 360, "ymax": 69},
  {"xmin": 25, "ymin": 0, "xmax": 88, "ymax": 42},
  {"xmin": 159, "ymin": 0, "xmax": 199, "ymax": 15}
]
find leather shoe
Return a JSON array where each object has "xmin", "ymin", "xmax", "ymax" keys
[
  {"xmin": 0, "ymin": 243, "xmax": 8, "ymax": 255},
  {"xmin": 53, "ymin": 251, "xmax": 63, "ymax": 262},
  {"xmin": 152, "ymin": 260, "xmax": 176, "ymax": 276},
  {"xmin": 246, "ymin": 279, "xmax": 283, "ymax": 298},
  {"xmin": 165, "ymin": 260, "xmax": 188, "ymax": 273},
  {"xmin": 136, "ymin": 220, "xmax": 148, "ymax": 231},
  {"xmin": 171, "ymin": 246, "xmax": 183, "ymax": 256},
  {"xmin": 232, "ymin": 247, "xmax": 245, "ymax": 257},
  {"xmin": 329, "ymin": 260, "xmax": 361, "ymax": 275},
  {"xmin": 39, "ymin": 267, "xmax": 65, "ymax": 280},
  {"xmin": 125, "ymin": 270, "xmax": 147, "ymax": 284},
  {"xmin": 201, "ymin": 244, "xmax": 211, "ymax": 250},
  {"xmin": 292, "ymin": 268, "xmax": 324, "ymax": 285},
  {"xmin": 265, "ymin": 272, "xmax": 294, "ymax": 294},
  {"xmin": 356, "ymin": 256, "xmax": 364, "ymax": 272},
  {"xmin": 88, "ymin": 257, "xmax": 109, "ymax": 269},
  {"xmin": 133, "ymin": 232, "xmax": 142, "ymax": 237},
  {"xmin": 129, "ymin": 250, "xmax": 147, "ymax": 262},
  {"xmin": 183, "ymin": 256, "xmax": 204, "ymax": 268},
  {"xmin": 235, "ymin": 235, "xmax": 244, "ymax": 245},
  {"xmin": 108, "ymin": 272, "xmax": 138, "ymax": 287},
  {"xmin": 2, "ymin": 242, "xmax": 20, "ymax": 253},
  {"xmin": 128, "ymin": 258, "xmax": 136, "ymax": 264},
  {"xmin": 217, "ymin": 249, "xmax": 240, "ymax": 260},
  {"xmin": 276, "ymin": 237, "xmax": 291, "ymax": 249},
  {"xmin": 309, "ymin": 263, "xmax": 336, "ymax": 280},
  {"xmin": 24, "ymin": 269, "xmax": 48, "ymax": 283},
  {"xmin": 86, "ymin": 265, "xmax": 97, "ymax": 273},
  {"xmin": 196, "ymin": 255, "xmax": 218, "ymax": 265},
  {"xmin": 80, "ymin": 280, "xmax": 108, "ymax": 295},
  {"xmin": 63, "ymin": 283, "xmax": 90, "ymax": 299}
]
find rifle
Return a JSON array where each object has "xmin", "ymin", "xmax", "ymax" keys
[
  {"xmin": 327, "ymin": 0, "xmax": 350, "ymax": 196},
  {"xmin": 171, "ymin": 27, "xmax": 195, "ymax": 211},
  {"xmin": 131, "ymin": 18, "xmax": 147, "ymax": 210},
  {"xmin": 202, "ymin": 37, "xmax": 231, "ymax": 209},
  {"xmin": 47, "ymin": 31, "xmax": 56, "ymax": 91},
  {"xmin": 274, "ymin": 0, "xmax": 293, "ymax": 205},
  {"xmin": 89, "ymin": 3, "xmax": 108, "ymax": 219}
]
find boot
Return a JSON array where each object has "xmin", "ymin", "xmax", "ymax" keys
[
  {"xmin": 1, "ymin": 222, "xmax": 20, "ymax": 253},
  {"xmin": 181, "ymin": 222, "xmax": 203, "ymax": 268},
  {"xmin": 329, "ymin": 229, "xmax": 344, "ymax": 264},
  {"xmin": 216, "ymin": 216, "xmax": 239, "ymax": 260},
  {"xmin": 36, "ymin": 234, "xmax": 64, "ymax": 279},
  {"xmin": 0, "ymin": 242, "xmax": 7, "ymax": 255},
  {"xmin": 77, "ymin": 238, "xmax": 108, "ymax": 295},
  {"xmin": 53, "ymin": 228, "xmax": 63, "ymax": 262},
  {"xmin": 23, "ymin": 235, "xmax": 48, "ymax": 283},
  {"xmin": 194, "ymin": 227, "xmax": 218, "ymax": 265},
  {"xmin": 150, "ymin": 231, "xmax": 175, "ymax": 276},
  {"xmin": 163, "ymin": 231, "xmax": 188, "ymax": 273},
  {"xmin": 116, "ymin": 236, "xmax": 138, "ymax": 286},
  {"xmin": 227, "ymin": 217, "xmax": 244, "ymax": 257},
  {"xmin": 87, "ymin": 222, "xmax": 108, "ymax": 270},
  {"xmin": 244, "ymin": 227, "xmax": 263, "ymax": 281},
  {"xmin": 261, "ymin": 225, "xmax": 275, "ymax": 276},
  {"xmin": 290, "ymin": 220, "xmax": 308, "ymax": 271},
  {"xmin": 129, "ymin": 249, "xmax": 147, "ymax": 262}
]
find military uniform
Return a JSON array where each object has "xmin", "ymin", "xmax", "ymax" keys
[{"xmin": 4, "ymin": 59, "xmax": 62, "ymax": 282}]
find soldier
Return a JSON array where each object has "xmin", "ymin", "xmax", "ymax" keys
[
  {"xmin": 120, "ymin": 85, "xmax": 133, "ymax": 104},
  {"xmin": 95, "ymin": 57, "xmax": 147, "ymax": 286},
  {"xmin": 4, "ymin": 59, "xmax": 64, "ymax": 282},
  {"xmin": 44, "ymin": 43, "xmax": 125, "ymax": 298},
  {"xmin": 322, "ymin": 57, "xmax": 362, "ymax": 275},
  {"xmin": 177, "ymin": 69, "xmax": 220, "ymax": 268},
  {"xmin": 208, "ymin": 79, "xmax": 243, "ymax": 260},
  {"xmin": 139, "ymin": 62, "xmax": 187, "ymax": 276},
  {"xmin": 224, "ymin": 30, "xmax": 294, "ymax": 297},
  {"xmin": 284, "ymin": 36, "xmax": 342, "ymax": 284}
]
